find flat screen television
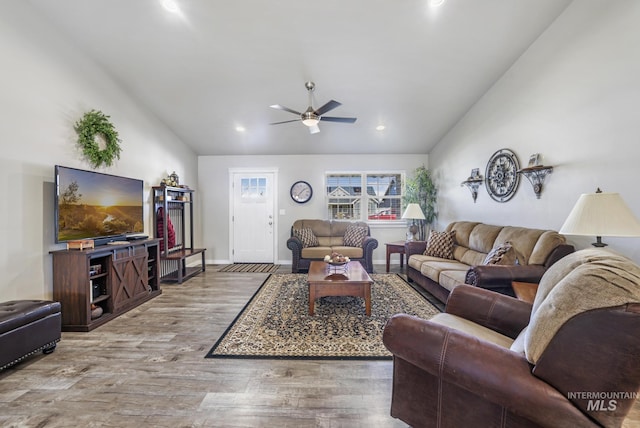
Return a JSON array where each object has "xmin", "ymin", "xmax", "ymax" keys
[{"xmin": 55, "ymin": 165, "xmax": 144, "ymax": 244}]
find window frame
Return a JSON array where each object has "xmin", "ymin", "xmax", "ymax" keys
[{"xmin": 325, "ymin": 170, "xmax": 406, "ymax": 224}]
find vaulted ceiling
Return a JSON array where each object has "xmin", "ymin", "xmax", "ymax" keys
[{"xmin": 27, "ymin": 0, "xmax": 572, "ymax": 156}]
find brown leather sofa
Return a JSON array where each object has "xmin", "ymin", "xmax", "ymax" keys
[
  {"xmin": 287, "ymin": 219, "xmax": 378, "ymax": 273},
  {"xmin": 383, "ymin": 249, "xmax": 640, "ymax": 428},
  {"xmin": 406, "ymin": 221, "xmax": 574, "ymax": 303},
  {"xmin": 0, "ymin": 300, "xmax": 61, "ymax": 370}
]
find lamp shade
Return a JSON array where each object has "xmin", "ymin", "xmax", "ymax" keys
[
  {"xmin": 559, "ymin": 191, "xmax": 640, "ymax": 238},
  {"xmin": 401, "ymin": 203, "xmax": 426, "ymax": 220}
]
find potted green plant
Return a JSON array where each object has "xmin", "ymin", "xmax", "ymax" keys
[{"xmin": 404, "ymin": 166, "xmax": 437, "ymax": 241}]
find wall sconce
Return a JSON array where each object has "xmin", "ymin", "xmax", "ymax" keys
[
  {"xmin": 516, "ymin": 153, "xmax": 553, "ymax": 198},
  {"xmin": 518, "ymin": 165, "xmax": 553, "ymax": 198},
  {"xmin": 461, "ymin": 168, "xmax": 483, "ymax": 203}
]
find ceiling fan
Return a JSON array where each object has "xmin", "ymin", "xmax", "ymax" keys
[{"xmin": 269, "ymin": 82, "xmax": 357, "ymax": 134}]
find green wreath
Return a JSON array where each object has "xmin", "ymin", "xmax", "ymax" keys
[{"xmin": 74, "ymin": 109, "xmax": 122, "ymax": 168}]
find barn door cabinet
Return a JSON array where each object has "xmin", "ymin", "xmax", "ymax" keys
[
  {"xmin": 51, "ymin": 239, "xmax": 161, "ymax": 332},
  {"xmin": 153, "ymin": 185, "xmax": 206, "ymax": 283}
]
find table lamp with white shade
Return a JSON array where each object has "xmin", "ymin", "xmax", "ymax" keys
[
  {"xmin": 402, "ymin": 203, "xmax": 426, "ymax": 241},
  {"xmin": 559, "ymin": 188, "xmax": 640, "ymax": 247}
]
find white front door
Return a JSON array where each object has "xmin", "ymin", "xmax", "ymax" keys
[{"xmin": 230, "ymin": 170, "xmax": 277, "ymax": 263}]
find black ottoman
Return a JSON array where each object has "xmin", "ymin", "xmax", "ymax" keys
[{"xmin": 0, "ymin": 300, "xmax": 61, "ymax": 370}]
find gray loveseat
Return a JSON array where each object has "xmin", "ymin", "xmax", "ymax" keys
[
  {"xmin": 287, "ymin": 219, "xmax": 378, "ymax": 273},
  {"xmin": 406, "ymin": 221, "xmax": 574, "ymax": 303}
]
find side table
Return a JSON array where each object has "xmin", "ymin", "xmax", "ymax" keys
[
  {"xmin": 511, "ymin": 281, "xmax": 539, "ymax": 304},
  {"xmin": 385, "ymin": 241, "xmax": 406, "ymax": 272}
]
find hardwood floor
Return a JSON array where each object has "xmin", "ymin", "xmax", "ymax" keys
[{"xmin": 0, "ymin": 264, "xmax": 638, "ymax": 427}]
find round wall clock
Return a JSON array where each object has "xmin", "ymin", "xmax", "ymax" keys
[
  {"xmin": 485, "ymin": 149, "xmax": 520, "ymax": 202},
  {"xmin": 290, "ymin": 180, "xmax": 313, "ymax": 203}
]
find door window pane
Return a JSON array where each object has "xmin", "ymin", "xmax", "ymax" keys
[{"xmin": 241, "ymin": 177, "xmax": 266, "ymax": 200}]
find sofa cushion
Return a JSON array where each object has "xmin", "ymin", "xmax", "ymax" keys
[
  {"xmin": 494, "ymin": 227, "xmax": 542, "ymax": 265},
  {"xmin": 343, "ymin": 225, "xmax": 368, "ymax": 247},
  {"xmin": 407, "ymin": 254, "xmax": 442, "ymax": 271},
  {"xmin": 293, "ymin": 227, "xmax": 319, "ymax": 248},
  {"xmin": 458, "ymin": 248, "xmax": 488, "ymax": 267},
  {"xmin": 331, "ymin": 246, "xmax": 364, "ymax": 259},
  {"xmin": 438, "ymin": 270, "xmax": 468, "ymax": 291},
  {"xmin": 424, "ymin": 230, "xmax": 455, "ymax": 259},
  {"xmin": 300, "ymin": 246, "xmax": 364, "ymax": 260},
  {"xmin": 292, "ymin": 219, "xmax": 331, "ymax": 237},
  {"xmin": 529, "ymin": 230, "xmax": 567, "ymax": 266},
  {"xmin": 468, "ymin": 223, "xmax": 503, "ymax": 253},
  {"xmin": 445, "ymin": 221, "xmax": 480, "ymax": 249},
  {"xmin": 317, "ymin": 236, "xmax": 334, "ymax": 247},
  {"xmin": 330, "ymin": 220, "xmax": 368, "ymax": 237},
  {"xmin": 301, "ymin": 246, "xmax": 332, "ymax": 259},
  {"xmin": 483, "ymin": 241, "xmax": 521, "ymax": 265},
  {"xmin": 420, "ymin": 259, "xmax": 468, "ymax": 283},
  {"xmin": 452, "ymin": 245, "xmax": 469, "ymax": 261}
]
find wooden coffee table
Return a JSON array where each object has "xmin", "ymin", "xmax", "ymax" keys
[{"xmin": 307, "ymin": 261, "xmax": 373, "ymax": 316}]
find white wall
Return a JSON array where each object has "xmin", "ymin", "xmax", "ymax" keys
[
  {"xmin": 429, "ymin": 0, "xmax": 640, "ymax": 263},
  {"xmin": 198, "ymin": 154, "xmax": 429, "ymax": 265},
  {"xmin": 0, "ymin": 3, "xmax": 198, "ymax": 300}
]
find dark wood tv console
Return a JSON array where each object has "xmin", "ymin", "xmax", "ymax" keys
[{"xmin": 50, "ymin": 239, "xmax": 161, "ymax": 332}]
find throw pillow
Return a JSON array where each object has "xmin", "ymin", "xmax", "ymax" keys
[
  {"xmin": 293, "ymin": 227, "xmax": 319, "ymax": 248},
  {"xmin": 343, "ymin": 225, "xmax": 368, "ymax": 247},
  {"xmin": 424, "ymin": 230, "xmax": 455, "ymax": 259},
  {"xmin": 483, "ymin": 241, "xmax": 521, "ymax": 265}
]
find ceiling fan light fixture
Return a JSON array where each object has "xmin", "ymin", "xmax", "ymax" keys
[
  {"xmin": 270, "ymin": 82, "xmax": 356, "ymax": 131},
  {"xmin": 301, "ymin": 111, "xmax": 320, "ymax": 127}
]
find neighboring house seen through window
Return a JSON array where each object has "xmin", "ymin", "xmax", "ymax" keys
[{"xmin": 326, "ymin": 172, "xmax": 404, "ymax": 222}]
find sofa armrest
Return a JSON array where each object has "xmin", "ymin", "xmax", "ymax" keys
[
  {"xmin": 361, "ymin": 236, "xmax": 379, "ymax": 273},
  {"xmin": 545, "ymin": 244, "xmax": 575, "ymax": 268},
  {"xmin": 465, "ymin": 264, "xmax": 547, "ymax": 290},
  {"xmin": 382, "ymin": 314, "xmax": 596, "ymax": 427},
  {"xmin": 287, "ymin": 237, "xmax": 303, "ymax": 273},
  {"xmin": 405, "ymin": 241, "xmax": 427, "ymax": 258},
  {"xmin": 362, "ymin": 235, "xmax": 378, "ymax": 250},
  {"xmin": 445, "ymin": 284, "xmax": 531, "ymax": 338},
  {"xmin": 287, "ymin": 236, "xmax": 303, "ymax": 252}
]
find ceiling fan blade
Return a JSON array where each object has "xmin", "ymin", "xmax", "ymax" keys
[
  {"xmin": 269, "ymin": 119, "xmax": 300, "ymax": 125},
  {"xmin": 309, "ymin": 124, "xmax": 320, "ymax": 134},
  {"xmin": 270, "ymin": 104, "xmax": 302, "ymax": 116},
  {"xmin": 320, "ymin": 116, "xmax": 357, "ymax": 123},
  {"xmin": 314, "ymin": 100, "xmax": 342, "ymax": 116}
]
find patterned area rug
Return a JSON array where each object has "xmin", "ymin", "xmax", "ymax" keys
[
  {"xmin": 218, "ymin": 263, "xmax": 280, "ymax": 273},
  {"xmin": 206, "ymin": 273, "xmax": 441, "ymax": 360}
]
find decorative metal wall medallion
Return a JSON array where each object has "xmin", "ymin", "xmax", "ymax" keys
[{"xmin": 485, "ymin": 149, "xmax": 520, "ymax": 202}]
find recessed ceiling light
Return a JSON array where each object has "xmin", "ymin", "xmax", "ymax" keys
[
  {"xmin": 429, "ymin": 0, "xmax": 445, "ymax": 7},
  {"xmin": 376, "ymin": 125, "xmax": 386, "ymax": 131},
  {"xmin": 161, "ymin": 0, "xmax": 180, "ymax": 14},
  {"xmin": 235, "ymin": 126, "xmax": 246, "ymax": 132}
]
